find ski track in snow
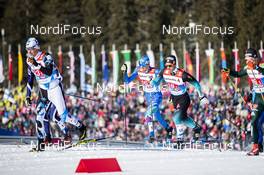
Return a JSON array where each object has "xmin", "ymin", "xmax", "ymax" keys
[{"xmin": 1, "ymin": 145, "xmax": 264, "ymax": 175}]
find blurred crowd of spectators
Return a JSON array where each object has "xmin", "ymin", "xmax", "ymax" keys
[{"xmin": 0, "ymin": 82, "xmax": 253, "ymax": 150}]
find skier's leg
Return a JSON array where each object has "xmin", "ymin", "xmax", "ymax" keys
[
  {"xmin": 35, "ymin": 98, "xmax": 48, "ymax": 151},
  {"xmin": 47, "ymin": 84, "xmax": 86, "ymax": 140},
  {"xmin": 47, "ymin": 103, "xmax": 67, "ymax": 134},
  {"xmin": 43, "ymin": 102, "xmax": 54, "ymax": 143},
  {"xmin": 145, "ymin": 105, "xmax": 155, "ymax": 140},
  {"xmin": 46, "ymin": 102, "xmax": 72, "ymax": 144},
  {"xmin": 152, "ymin": 92, "xmax": 170, "ymax": 129},
  {"xmin": 171, "ymin": 93, "xmax": 196, "ymax": 128},
  {"xmin": 247, "ymin": 93, "xmax": 262, "ymax": 156},
  {"xmin": 36, "ymin": 100, "xmax": 46, "ymax": 140},
  {"xmin": 171, "ymin": 93, "xmax": 200, "ymax": 141},
  {"xmin": 144, "ymin": 92, "xmax": 155, "ymax": 141},
  {"xmin": 43, "ymin": 115, "xmax": 51, "ymax": 143}
]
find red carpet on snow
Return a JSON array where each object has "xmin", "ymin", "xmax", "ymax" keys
[{"xmin": 75, "ymin": 158, "xmax": 122, "ymax": 173}]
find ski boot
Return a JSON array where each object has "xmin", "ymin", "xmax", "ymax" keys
[
  {"xmin": 193, "ymin": 124, "xmax": 202, "ymax": 141},
  {"xmin": 148, "ymin": 135, "xmax": 155, "ymax": 143},
  {"xmin": 44, "ymin": 134, "xmax": 53, "ymax": 146},
  {"xmin": 63, "ymin": 130, "xmax": 72, "ymax": 145},
  {"xmin": 166, "ymin": 126, "xmax": 173, "ymax": 141},
  {"xmin": 247, "ymin": 144, "xmax": 259, "ymax": 156},
  {"xmin": 174, "ymin": 138, "xmax": 184, "ymax": 149},
  {"xmin": 78, "ymin": 124, "xmax": 87, "ymax": 141}
]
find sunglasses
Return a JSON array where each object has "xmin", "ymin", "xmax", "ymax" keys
[
  {"xmin": 165, "ymin": 64, "xmax": 173, "ymax": 68},
  {"xmin": 26, "ymin": 47, "xmax": 35, "ymax": 51}
]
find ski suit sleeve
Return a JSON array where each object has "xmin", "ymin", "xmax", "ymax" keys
[
  {"xmin": 26, "ymin": 66, "xmax": 35, "ymax": 98},
  {"xmin": 124, "ymin": 67, "xmax": 138, "ymax": 84},
  {"xmin": 38, "ymin": 54, "xmax": 53, "ymax": 76},
  {"xmin": 151, "ymin": 69, "xmax": 164, "ymax": 86},
  {"xmin": 182, "ymin": 71, "xmax": 203, "ymax": 97},
  {"xmin": 229, "ymin": 69, "xmax": 247, "ymax": 78}
]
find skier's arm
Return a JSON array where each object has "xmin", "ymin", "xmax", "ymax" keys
[
  {"xmin": 123, "ymin": 67, "xmax": 138, "ymax": 84},
  {"xmin": 27, "ymin": 54, "xmax": 53, "ymax": 76},
  {"xmin": 39, "ymin": 54, "xmax": 53, "ymax": 76},
  {"xmin": 151, "ymin": 69, "xmax": 164, "ymax": 86},
  {"xmin": 39, "ymin": 64, "xmax": 53, "ymax": 76},
  {"xmin": 182, "ymin": 71, "xmax": 203, "ymax": 97},
  {"xmin": 256, "ymin": 66, "xmax": 264, "ymax": 74},
  {"xmin": 26, "ymin": 66, "xmax": 35, "ymax": 98},
  {"xmin": 229, "ymin": 69, "xmax": 247, "ymax": 78}
]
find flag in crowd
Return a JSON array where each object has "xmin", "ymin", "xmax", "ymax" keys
[
  {"xmin": 68, "ymin": 46, "xmax": 75, "ymax": 87},
  {"xmin": 58, "ymin": 45, "xmax": 63, "ymax": 74},
  {"xmin": 91, "ymin": 44, "xmax": 97, "ymax": 87},
  {"xmin": 110, "ymin": 44, "xmax": 119, "ymax": 87},
  {"xmin": 121, "ymin": 45, "xmax": 131, "ymax": 74},
  {"xmin": 205, "ymin": 43, "xmax": 214, "ymax": 84},
  {"xmin": 183, "ymin": 41, "xmax": 187, "ymax": 69},
  {"xmin": 0, "ymin": 41, "xmax": 264, "ymax": 89},
  {"xmin": 185, "ymin": 50, "xmax": 193, "ymax": 75},
  {"xmin": 220, "ymin": 43, "xmax": 228, "ymax": 85},
  {"xmin": 195, "ymin": 42, "xmax": 200, "ymax": 82},
  {"xmin": 233, "ymin": 42, "xmax": 240, "ymax": 86},
  {"xmin": 18, "ymin": 44, "xmax": 23, "ymax": 85},
  {"xmin": 146, "ymin": 44, "xmax": 155, "ymax": 67},
  {"xmin": 259, "ymin": 40, "xmax": 264, "ymax": 66},
  {"xmin": 79, "ymin": 45, "xmax": 85, "ymax": 91},
  {"xmin": 8, "ymin": 44, "xmax": 12, "ymax": 82},
  {"xmin": 0, "ymin": 54, "xmax": 4, "ymax": 83},
  {"xmin": 134, "ymin": 44, "xmax": 141, "ymax": 66},
  {"xmin": 101, "ymin": 45, "xmax": 109, "ymax": 84}
]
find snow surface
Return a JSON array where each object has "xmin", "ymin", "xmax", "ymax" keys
[{"xmin": 1, "ymin": 144, "xmax": 264, "ymax": 175}]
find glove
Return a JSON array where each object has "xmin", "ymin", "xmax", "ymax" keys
[
  {"xmin": 169, "ymin": 96, "xmax": 172, "ymax": 103},
  {"xmin": 121, "ymin": 64, "xmax": 127, "ymax": 72},
  {"xmin": 221, "ymin": 68, "xmax": 229, "ymax": 73},
  {"xmin": 200, "ymin": 96, "xmax": 209, "ymax": 106},
  {"xmin": 27, "ymin": 57, "xmax": 38, "ymax": 67},
  {"xmin": 25, "ymin": 96, "xmax": 32, "ymax": 106},
  {"xmin": 221, "ymin": 68, "xmax": 230, "ymax": 78}
]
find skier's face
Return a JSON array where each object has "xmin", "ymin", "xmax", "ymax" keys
[
  {"xmin": 27, "ymin": 48, "xmax": 38, "ymax": 57},
  {"xmin": 245, "ymin": 57, "xmax": 256, "ymax": 69},
  {"xmin": 139, "ymin": 64, "xmax": 150, "ymax": 72},
  {"xmin": 165, "ymin": 63, "xmax": 175, "ymax": 72}
]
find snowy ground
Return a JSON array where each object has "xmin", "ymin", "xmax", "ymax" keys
[{"xmin": 1, "ymin": 142, "xmax": 264, "ymax": 175}]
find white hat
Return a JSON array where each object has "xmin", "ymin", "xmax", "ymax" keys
[{"xmin": 26, "ymin": 37, "xmax": 40, "ymax": 50}]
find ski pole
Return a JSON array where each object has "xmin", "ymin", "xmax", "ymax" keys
[
  {"xmin": 227, "ymin": 76, "xmax": 247, "ymax": 104},
  {"xmin": 64, "ymin": 93, "xmax": 103, "ymax": 102},
  {"xmin": 122, "ymin": 71, "xmax": 128, "ymax": 145}
]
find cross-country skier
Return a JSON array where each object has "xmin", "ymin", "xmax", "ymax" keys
[
  {"xmin": 25, "ymin": 37, "xmax": 87, "ymax": 150},
  {"xmin": 151, "ymin": 55, "xmax": 209, "ymax": 143},
  {"xmin": 121, "ymin": 55, "xmax": 173, "ymax": 142},
  {"xmin": 222, "ymin": 48, "xmax": 264, "ymax": 156}
]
